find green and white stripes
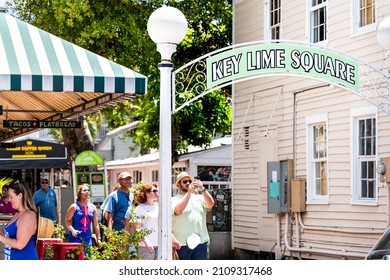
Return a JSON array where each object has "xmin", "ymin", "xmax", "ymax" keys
[{"xmin": 0, "ymin": 11, "xmax": 147, "ymax": 94}]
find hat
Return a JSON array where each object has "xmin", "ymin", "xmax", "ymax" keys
[
  {"xmin": 175, "ymin": 172, "xmax": 193, "ymax": 187},
  {"xmin": 37, "ymin": 216, "xmax": 55, "ymax": 239},
  {"xmin": 118, "ymin": 172, "xmax": 132, "ymax": 180}
]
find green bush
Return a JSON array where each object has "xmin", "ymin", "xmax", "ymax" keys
[{"xmin": 86, "ymin": 207, "xmax": 151, "ymax": 260}]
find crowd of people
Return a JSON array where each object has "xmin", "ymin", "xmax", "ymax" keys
[{"xmin": 0, "ymin": 170, "xmax": 215, "ymax": 260}]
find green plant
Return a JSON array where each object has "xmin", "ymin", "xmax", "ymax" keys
[
  {"xmin": 86, "ymin": 207, "xmax": 151, "ymax": 260},
  {"xmin": 52, "ymin": 223, "xmax": 66, "ymax": 240},
  {"xmin": 0, "ymin": 177, "xmax": 13, "ymax": 189},
  {"xmin": 43, "ymin": 245, "xmax": 54, "ymax": 260}
]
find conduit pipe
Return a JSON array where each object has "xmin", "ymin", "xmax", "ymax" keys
[
  {"xmin": 284, "ymin": 213, "xmax": 368, "ymax": 259},
  {"xmin": 236, "ymin": 93, "xmax": 254, "ymax": 141},
  {"xmin": 264, "ymin": 87, "xmax": 283, "ymax": 137},
  {"xmin": 295, "ymin": 213, "xmax": 301, "ymax": 259},
  {"xmin": 275, "ymin": 214, "xmax": 282, "ymax": 259},
  {"xmin": 297, "ymin": 213, "xmax": 385, "ymax": 234}
]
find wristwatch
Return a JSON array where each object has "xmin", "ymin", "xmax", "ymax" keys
[{"xmin": 200, "ymin": 188, "xmax": 206, "ymax": 193}]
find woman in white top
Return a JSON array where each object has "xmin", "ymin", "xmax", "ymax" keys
[{"xmin": 125, "ymin": 183, "xmax": 159, "ymax": 259}]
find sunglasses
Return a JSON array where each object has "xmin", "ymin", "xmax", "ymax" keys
[
  {"xmin": 81, "ymin": 189, "xmax": 90, "ymax": 193},
  {"xmin": 182, "ymin": 179, "xmax": 192, "ymax": 184},
  {"xmin": 41, "ymin": 182, "xmax": 49, "ymax": 184}
]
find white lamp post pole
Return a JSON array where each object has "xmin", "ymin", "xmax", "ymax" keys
[
  {"xmin": 147, "ymin": 6, "xmax": 188, "ymax": 260},
  {"xmin": 157, "ymin": 50, "xmax": 174, "ymax": 260}
]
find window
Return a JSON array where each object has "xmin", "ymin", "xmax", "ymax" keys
[
  {"xmin": 151, "ymin": 170, "xmax": 158, "ymax": 182},
  {"xmin": 351, "ymin": 107, "xmax": 377, "ymax": 203},
  {"xmin": 359, "ymin": 0, "xmax": 375, "ymax": 27},
  {"xmin": 352, "ymin": 0, "xmax": 376, "ymax": 35},
  {"xmin": 197, "ymin": 166, "xmax": 231, "ymax": 182},
  {"xmin": 132, "ymin": 170, "xmax": 142, "ymax": 184},
  {"xmin": 308, "ymin": 0, "xmax": 327, "ymax": 44},
  {"xmin": 244, "ymin": 126, "xmax": 250, "ymax": 150},
  {"xmin": 264, "ymin": 0, "xmax": 281, "ymax": 40},
  {"xmin": 306, "ymin": 114, "xmax": 328, "ymax": 202}
]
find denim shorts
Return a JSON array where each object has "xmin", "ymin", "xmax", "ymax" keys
[{"xmin": 176, "ymin": 242, "xmax": 208, "ymax": 260}]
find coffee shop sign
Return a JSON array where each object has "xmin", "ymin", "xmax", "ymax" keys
[{"xmin": 207, "ymin": 43, "xmax": 360, "ymax": 92}]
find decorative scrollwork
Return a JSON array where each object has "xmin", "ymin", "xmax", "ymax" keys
[{"xmin": 174, "ymin": 59, "xmax": 207, "ymax": 111}]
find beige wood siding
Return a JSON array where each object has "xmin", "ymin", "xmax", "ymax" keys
[{"xmin": 233, "ymin": 0, "xmax": 390, "ymax": 259}]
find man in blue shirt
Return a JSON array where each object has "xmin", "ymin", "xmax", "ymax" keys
[
  {"xmin": 106, "ymin": 172, "xmax": 134, "ymax": 232},
  {"xmin": 33, "ymin": 179, "xmax": 58, "ymax": 223}
]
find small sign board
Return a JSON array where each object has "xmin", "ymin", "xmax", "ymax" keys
[
  {"xmin": 75, "ymin": 150, "xmax": 104, "ymax": 166},
  {"xmin": 3, "ymin": 120, "xmax": 82, "ymax": 128}
]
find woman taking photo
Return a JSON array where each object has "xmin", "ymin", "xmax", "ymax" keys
[
  {"xmin": 0, "ymin": 180, "xmax": 39, "ymax": 260},
  {"xmin": 65, "ymin": 183, "xmax": 101, "ymax": 255}
]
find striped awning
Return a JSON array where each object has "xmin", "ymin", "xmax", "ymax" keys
[
  {"xmin": 0, "ymin": 11, "xmax": 147, "ymax": 93},
  {"xmin": 0, "ymin": 10, "xmax": 148, "ymax": 142}
]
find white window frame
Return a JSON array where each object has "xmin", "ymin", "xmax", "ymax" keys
[
  {"xmin": 151, "ymin": 170, "xmax": 159, "ymax": 182},
  {"xmin": 306, "ymin": 113, "xmax": 329, "ymax": 203},
  {"xmin": 351, "ymin": 0, "xmax": 377, "ymax": 36},
  {"xmin": 264, "ymin": 0, "xmax": 282, "ymax": 41},
  {"xmin": 306, "ymin": 0, "xmax": 328, "ymax": 46},
  {"xmin": 350, "ymin": 106, "xmax": 378, "ymax": 205},
  {"xmin": 132, "ymin": 170, "xmax": 142, "ymax": 184}
]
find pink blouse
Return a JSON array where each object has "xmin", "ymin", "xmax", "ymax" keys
[{"xmin": 0, "ymin": 197, "xmax": 16, "ymax": 215}]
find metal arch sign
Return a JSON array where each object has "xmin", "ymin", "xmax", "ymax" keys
[
  {"xmin": 173, "ymin": 41, "xmax": 388, "ymax": 114},
  {"xmin": 206, "ymin": 43, "xmax": 360, "ymax": 92}
]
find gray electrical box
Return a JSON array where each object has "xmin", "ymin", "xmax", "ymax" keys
[{"xmin": 267, "ymin": 159, "xmax": 293, "ymax": 213}]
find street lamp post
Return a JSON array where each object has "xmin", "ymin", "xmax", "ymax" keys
[{"xmin": 147, "ymin": 6, "xmax": 188, "ymax": 260}]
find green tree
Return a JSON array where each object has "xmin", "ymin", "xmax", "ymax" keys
[{"xmin": 8, "ymin": 0, "xmax": 232, "ymax": 161}]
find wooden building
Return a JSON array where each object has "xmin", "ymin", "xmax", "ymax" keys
[{"xmin": 231, "ymin": 0, "xmax": 390, "ymax": 260}]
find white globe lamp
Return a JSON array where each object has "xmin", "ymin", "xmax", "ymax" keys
[
  {"xmin": 147, "ymin": 6, "xmax": 188, "ymax": 60},
  {"xmin": 377, "ymin": 17, "xmax": 390, "ymax": 51}
]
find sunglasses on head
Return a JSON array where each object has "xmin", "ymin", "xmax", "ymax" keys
[{"xmin": 182, "ymin": 179, "xmax": 192, "ymax": 184}]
